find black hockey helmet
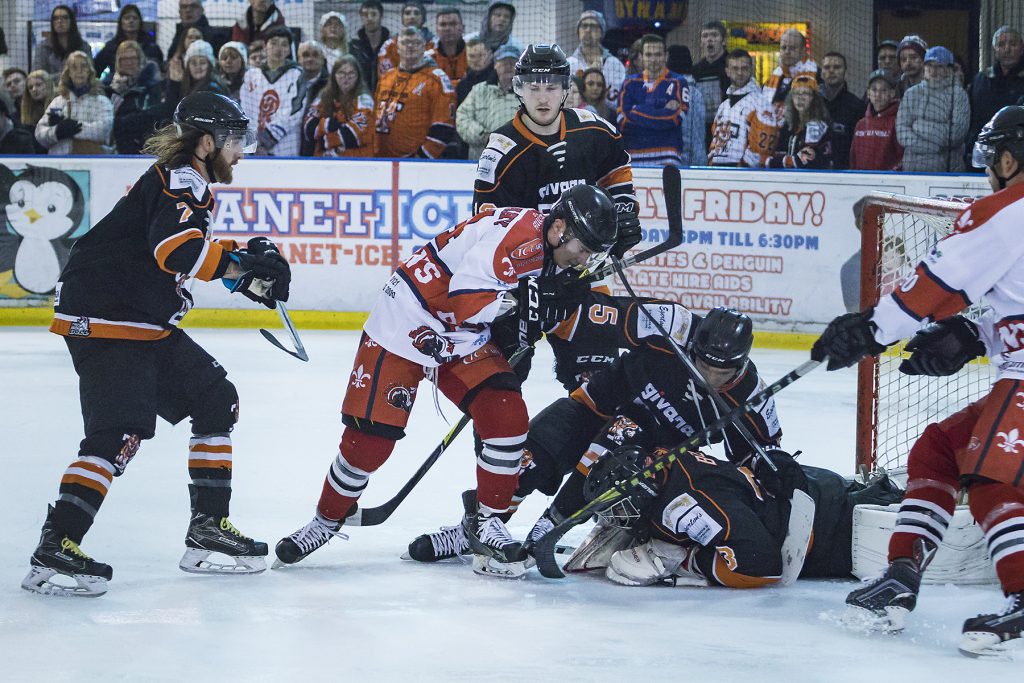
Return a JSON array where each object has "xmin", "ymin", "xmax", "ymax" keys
[
  {"xmin": 973, "ymin": 105, "xmax": 1024, "ymax": 170},
  {"xmin": 692, "ymin": 307, "xmax": 753, "ymax": 371},
  {"xmin": 514, "ymin": 44, "xmax": 572, "ymax": 88},
  {"xmin": 546, "ymin": 184, "xmax": 618, "ymax": 269},
  {"xmin": 174, "ymin": 92, "xmax": 256, "ymax": 153}
]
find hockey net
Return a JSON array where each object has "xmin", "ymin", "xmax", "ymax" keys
[{"xmin": 855, "ymin": 192, "xmax": 994, "ymax": 475}]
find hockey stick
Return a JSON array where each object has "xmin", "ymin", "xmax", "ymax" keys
[
  {"xmin": 347, "ymin": 169, "xmax": 684, "ymax": 527},
  {"xmin": 259, "ymin": 302, "xmax": 309, "ymax": 362},
  {"xmin": 532, "ymin": 357, "xmax": 823, "ymax": 579},
  {"xmin": 610, "ymin": 259, "xmax": 777, "ymax": 471}
]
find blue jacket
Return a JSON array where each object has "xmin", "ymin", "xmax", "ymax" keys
[{"xmin": 618, "ymin": 68, "xmax": 689, "ymax": 166}]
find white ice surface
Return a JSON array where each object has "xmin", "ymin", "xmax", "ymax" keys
[{"xmin": 0, "ymin": 327, "xmax": 1019, "ymax": 681}]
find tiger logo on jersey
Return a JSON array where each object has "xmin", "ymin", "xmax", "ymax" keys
[
  {"xmin": 258, "ymin": 90, "xmax": 281, "ymax": 130},
  {"xmin": 386, "ymin": 384, "xmax": 416, "ymax": 412},
  {"xmin": 409, "ymin": 325, "xmax": 455, "ymax": 363}
]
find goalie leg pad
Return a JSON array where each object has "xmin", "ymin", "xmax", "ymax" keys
[
  {"xmin": 563, "ymin": 521, "xmax": 636, "ymax": 573},
  {"xmin": 605, "ymin": 539, "xmax": 688, "ymax": 587}
]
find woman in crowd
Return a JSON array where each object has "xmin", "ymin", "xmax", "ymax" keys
[
  {"xmin": 33, "ymin": 5, "xmax": 88, "ymax": 76},
  {"xmin": 767, "ymin": 74, "xmax": 833, "ymax": 169},
  {"xmin": 319, "ymin": 12, "xmax": 349, "ymax": 72},
  {"xmin": 21, "ymin": 70, "xmax": 55, "ymax": 138},
  {"xmin": 218, "ymin": 42, "xmax": 248, "ymax": 102},
  {"xmin": 35, "ymin": 51, "xmax": 113, "ymax": 155},
  {"xmin": 104, "ymin": 41, "xmax": 163, "ymax": 154},
  {"xmin": 166, "ymin": 26, "xmax": 206, "ymax": 85},
  {"xmin": 302, "ymin": 54, "xmax": 375, "ymax": 158},
  {"xmin": 580, "ymin": 67, "xmax": 612, "ymax": 120},
  {"xmin": 93, "ymin": 4, "xmax": 164, "ymax": 78},
  {"xmin": 164, "ymin": 40, "xmax": 228, "ymax": 114},
  {"xmin": 248, "ymin": 40, "xmax": 267, "ymax": 68},
  {"xmin": 850, "ymin": 69, "xmax": 903, "ymax": 171}
]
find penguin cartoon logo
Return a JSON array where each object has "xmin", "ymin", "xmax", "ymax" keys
[{"xmin": 0, "ymin": 165, "xmax": 85, "ymax": 295}]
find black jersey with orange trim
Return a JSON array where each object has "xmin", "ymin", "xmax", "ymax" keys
[
  {"xmin": 472, "ymin": 108, "xmax": 636, "ymax": 214},
  {"xmin": 51, "ymin": 163, "xmax": 234, "ymax": 341}
]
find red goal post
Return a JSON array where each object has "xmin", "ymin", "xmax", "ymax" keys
[{"xmin": 855, "ymin": 192, "xmax": 995, "ymax": 474}]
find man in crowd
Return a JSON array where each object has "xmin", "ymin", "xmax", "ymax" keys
[
  {"xmin": 374, "ymin": 27, "xmax": 455, "ymax": 159},
  {"xmin": 969, "ymin": 26, "xmax": 1024, "ymax": 149},
  {"xmin": 876, "ymin": 39, "xmax": 900, "ymax": 76},
  {"xmin": 897, "ymin": 34, "xmax": 927, "ymax": 95},
  {"xmin": 350, "ymin": 0, "xmax": 390, "ymax": 94},
  {"xmin": 457, "ymin": 39, "xmax": 495, "ymax": 106},
  {"xmin": 692, "ymin": 21, "xmax": 730, "ymax": 140},
  {"xmin": 708, "ymin": 49, "xmax": 760, "ymax": 167},
  {"xmin": 378, "ymin": 2, "xmax": 435, "ymax": 78},
  {"xmin": 821, "ymin": 51, "xmax": 864, "ymax": 170},
  {"xmin": 619, "ymin": 34, "xmax": 690, "ymax": 167},
  {"xmin": 429, "ymin": 7, "xmax": 468, "ymax": 87},
  {"xmin": 297, "ymin": 40, "xmax": 328, "ymax": 108},
  {"xmin": 231, "ymin": 0, "xmax": 287, "ymax": 46},
  {"xmin": 566, "ymin": 10, "xmax": 626, "ymax": 117},
  {"xmin": 3, "ymin": 67, "xmax": 26, "ymax": 112},
  {"xmin": 456, "ymin": 44, "xmax": 520, "ymax": 161},
  {"xmin": 469, "ymin": 1, "xmax": 521, "ymax": 55},
  {"xmin": 241, "ymin": 25, "xmax": 306, "ymax": 157},
  {"xmin": 169, "ymin": 0, "xmax": 228, "ymax": 59},
  {"xmin": 897, "ymin": 45, "xmax": 969, "ymax": 172}
]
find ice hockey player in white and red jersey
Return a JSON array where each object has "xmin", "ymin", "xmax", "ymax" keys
[
  {"xmin": 240, "ymin": 25, "xmax": 307, "ymax": 157},
  {"xmin": 274, "ymin": 184, "xmax": 618, "ymax": 577},
  {"xmin": 812, "ymin": 106, "xmax": 1024, "ymax": 658}
]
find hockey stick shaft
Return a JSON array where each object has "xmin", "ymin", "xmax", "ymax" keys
[
  {"xmin": 259, "ymin": 303, "xmax": 309, "ymax": 361},
  {"xmin": 532, "ymin": 357, "xmax": 823, "ymax": 578}
]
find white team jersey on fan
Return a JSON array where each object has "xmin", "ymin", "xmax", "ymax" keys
[
  {"xmin": 363, "ymin": 207, "xmax": 551, "ymax": 366},
  {"xmin": 872, "ymin": 182, "xmax": 1024, "ymax": 381},
  {"xmin": 708, "ymin": 80, "xmax": 761, "ymax": 165},
  {"xmin": 240, "ymin": 64, "xmax": 307, "ymax": 157}
]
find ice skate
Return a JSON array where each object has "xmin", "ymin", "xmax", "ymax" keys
[
  {"xmin": 179, "ymin": 512, "xmax": 269, "ymax": 574},
  {"xmin": 22, "ymin": 510, "xmax": 112, "ymax": 598},
  {"xmin": 959, "ymin": 591, "xmax": 1024, "ymax": 659},
  {"xmin": 403, "ymin": 523, "xmax": 469, "ymax": 562},
  {"xmin": 274, "ymin": 512, "xmax": 348, "ymax": 568},
  {"xmin": 462, "ymin": 490, "xmax": 528, "ymax": 579},
  {"xmin": 843, "ymin": 557, "xmax": 924, "ymax": 633}
]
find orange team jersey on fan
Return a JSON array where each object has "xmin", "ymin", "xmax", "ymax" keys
[
  {"xmin": 427, "ymin": 43, "xmax": 468, "ymax": 87},
  {"xmin": 378, "ymin": 37, "xmax": 436, "ymax": 77},
  {"xmin": 871, "ymin": 180, "xmax": 1024, "ymax": 383},
  {"xmin": 374, "ymin": 61, "xmax": 456, "ymax": 158},
  {"xmin": 362, "ymin": 206, "xmax": 551, "ymax": 366},
  {"xmin": 743, "ymin": 103, "xmax": 782, "ymax": 167}
]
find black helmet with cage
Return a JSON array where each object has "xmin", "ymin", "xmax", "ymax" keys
[
  {"xmin": 545, "ymin": 184, "xmax": 618, "ymax": 270},
  {"xmin": 174, "ymin": 92, "xmax": 256, "ymax": 154},
  {"xmin": 692, "ymin": 307, "xmax": 754, "ymax": 371},
  {"xmin": 973, "ymin": 105, "xmax": 1024, "ymax": 188}
]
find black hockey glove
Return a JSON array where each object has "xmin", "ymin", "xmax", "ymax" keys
[
  {"xmin": 899, "ymin": 315, "xmax": 985, "ymax": 377},
  {"xmin": 54, "ymin": 118, "xmax": 83, "ymax": 140},
  {"xmin": 229, "ymin": 238, "xmax": 290, "ymax": 308},
  {"xmin": 810, "ymin": 310, "xmax": 887, "ymax": 371},
  {"xmin": 751, "ymin": 449, "xmax": 808, "ymax": 500},
  {"xmin": 516, "ymin": 271, "xmax": 590, "ymax": 341},
  {"xmin": 612, "ymin": 202, "xmax": 642, "ymax": 259}
]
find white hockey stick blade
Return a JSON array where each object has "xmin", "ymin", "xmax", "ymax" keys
[{"xmin": 779, "ymin": 489, "xmax": 815, "ymax": 586}]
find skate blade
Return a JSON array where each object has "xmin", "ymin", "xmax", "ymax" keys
[
  {"xmin": 471, "ymin": 554, "xmax": 527, "ymax": 579},
  {"xmin": 959, "ymin": 632, "xmax": 1022, "ymax": 660},
  {"xmin": 841, "ymin": 604, "xmax": 908, "ymax": 634},
  {"xmin": 21, "ymin": 566, "xmax": 108, "ymax": 598},
  {"xmin": 179, "ymin": 548, "xmax": 267, "ymax": 575},
  {"xmin": 399, "ymin": 550, "xmax": 470, "ymax": 563}
]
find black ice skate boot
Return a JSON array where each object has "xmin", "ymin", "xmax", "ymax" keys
[
  {"xmin": 462, "ymin": 490, "xmax": 528, "ymax": 579},
  {"xmin": 273, "ymin": 509, "xmax": 350, "ymax": 568},
  {"xmin": 959, "ymin": 591, "xmax": 1024, "ymax": 659},
  {"xmin": 403, "ymin": 491, "xmax": 475, "ymax": 562},
  {"xmin": 843, "ymin": 538, "xmax": 935, "ymax": 633},
  {"xmin": 21, "ymin": 506, "xmax": 112, "ymax": 598},
  {"xmin": 179, "ymin": 487, "xmax": 268, "ymax": 574}
]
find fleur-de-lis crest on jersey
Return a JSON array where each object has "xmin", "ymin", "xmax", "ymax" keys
[
  {"xmin": 351, "ymin": 365, "xmax": 371, "ymax": 388},
  {"xmin": 996, "ymin": 428, "xmax": 1024, "ymax": 453}
]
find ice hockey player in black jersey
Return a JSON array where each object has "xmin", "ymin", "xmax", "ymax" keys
[{"xmin": 21, "ymin": 93, "xmax": 290, "ymax": 598}]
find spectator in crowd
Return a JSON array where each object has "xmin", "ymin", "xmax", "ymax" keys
[
  {"xmin": 897, "ymin": 46, "xmax": 969, "ymax": 172},
  {"xmin": 219, "ymin": 42, "xmax": 248, "ymax": 100},
  {"xmin": 298, "ymin": 41, "xmax": 329, "ymax": 108},
  {"xmin": 378, "ymin": 2, "xmax": 435, "ymax": 78},
  {"xmin": 618, "ymin": 34, "xmax": 688, "ymax": 167},
  {"xmin": 667, "ymin": 45, "xmax": 707, "ymax": 166},
  {"xmin": 567, "ymin": 10, "xmax": 626, "ymax": 115},
  {"xmin": 374, "ymin": 27, "xmax": 455, "ymax": 159},
  {"xmin": 34, "ymin": 5, "xmax": 88, "ymax": 76},
  {"xmin": 21, "ymin": 71, "xmax": 55, "ymax": 137},
  {"xmin": 897, "ymin": 34, "xmax": 927, "ymax": 95},
  {"xmin": 430, "ymin": 8, "xmax": 468, "ymax": 87},
  {"xmin": 242, "ymin": 25, "xmax": 307, "ymax": 157},
  {"xmin": 231, "ymin": 0, "xmax": 287, "ymax": 46},
  {"xmin": 350, "ymin": 0, "xmax": 389, "ymax": 94},
  {"xmin": 303, "ymin": 54, "xmax": 375, "ymax": 158},
  {"xmin": 820, "ymin": 51, "xmax": 863, "ymax": 170},
  {"xmin": 4, "ymin": 68, "xmax": 27, "ymax": 112},
  {"xmin": 456, "ymin": 39, "xmax": 494, "ymax": 106},
  {"xmin": 35, "ymin": 51, "xmax": 113, "ymax": 155},
  {"xmin": 319, "ymin": 12, "xmax": 349, "ymax": 73},
  {"xmin": 968, "ymin": 26, "xmax": 1024, "ymax": 149},
  {"xmin": 94, "ymin": 4, "xmax": 164, "ymax": 78},
  {"xmin": 456, "ymin": 42, "xmax": 520, "ymax": 161},
  {"xmin": 248, "ymin": 40, "xmax": 266, "ymax": 68},
  {"xmin": 470, "ymin": 1, "xmax": 521, "ymax": 54},
  {"xmin": 580, "ymin": 67, "xmax": 612, "ymax": 120},
  {"xmin": 708, "ymin": 49, "xmax": 760, "ymax": 167},
  {"xmin": 692, "ymin": 20, "xmax": 730, "ymax": 138},
  {"xmin": 168, "ymin": 26, "xmax": 206, "ymax": 82},
  {"xmin": 104, "ymin": 41, "xmax": 162, "ymax": 154},
  {"xmin": 876, "ymin": 39, "xmax": 899, "ymax": 76},
  {"xmin": 850, "ymin": 69, "xmax": 903, "ymax": 171},
  {"xmin": 0, "ymin": 90, "xmax": 35, "ymax": 154},
  {"xmin": 168, "ymin": 0, "xmax": 228, "ymax": 62},
  {"xmin": 742, "ymin": 28, "xmax": 817, "ymax": 167},
  {"xmin": 564, "ymin": 77, "xmax": 584, "ymax": 109},
  {"xmin": 626, "ymin": 38, "xmax": 644, "ymax": 76},
  {"xmin": 767, "ymin": 74, "xmax": 832, "ymax": 169},
  {"xmin": 165, "ymin": 40, "xmax": 228, "ymax": 115}
]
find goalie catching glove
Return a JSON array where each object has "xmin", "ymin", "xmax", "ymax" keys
[
  {"xmin": 225, "ymin": 237, "xmax": 291, "ymax": 308},
  {"xmin": 811, "ymin": 310, "xmax": 887, "ymax": 370},
  {"xmin": 899, "ymin": 315, "xmax": 986, "ymax": 377}
]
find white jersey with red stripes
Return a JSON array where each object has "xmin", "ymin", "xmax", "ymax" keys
[
  {"xmin": 363, "ymin": 206, "xmax": 551, "ymax": 366},
  {"xmin": 871, "ymin": 181, "xmax": 1024, "ymax": 381}
]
